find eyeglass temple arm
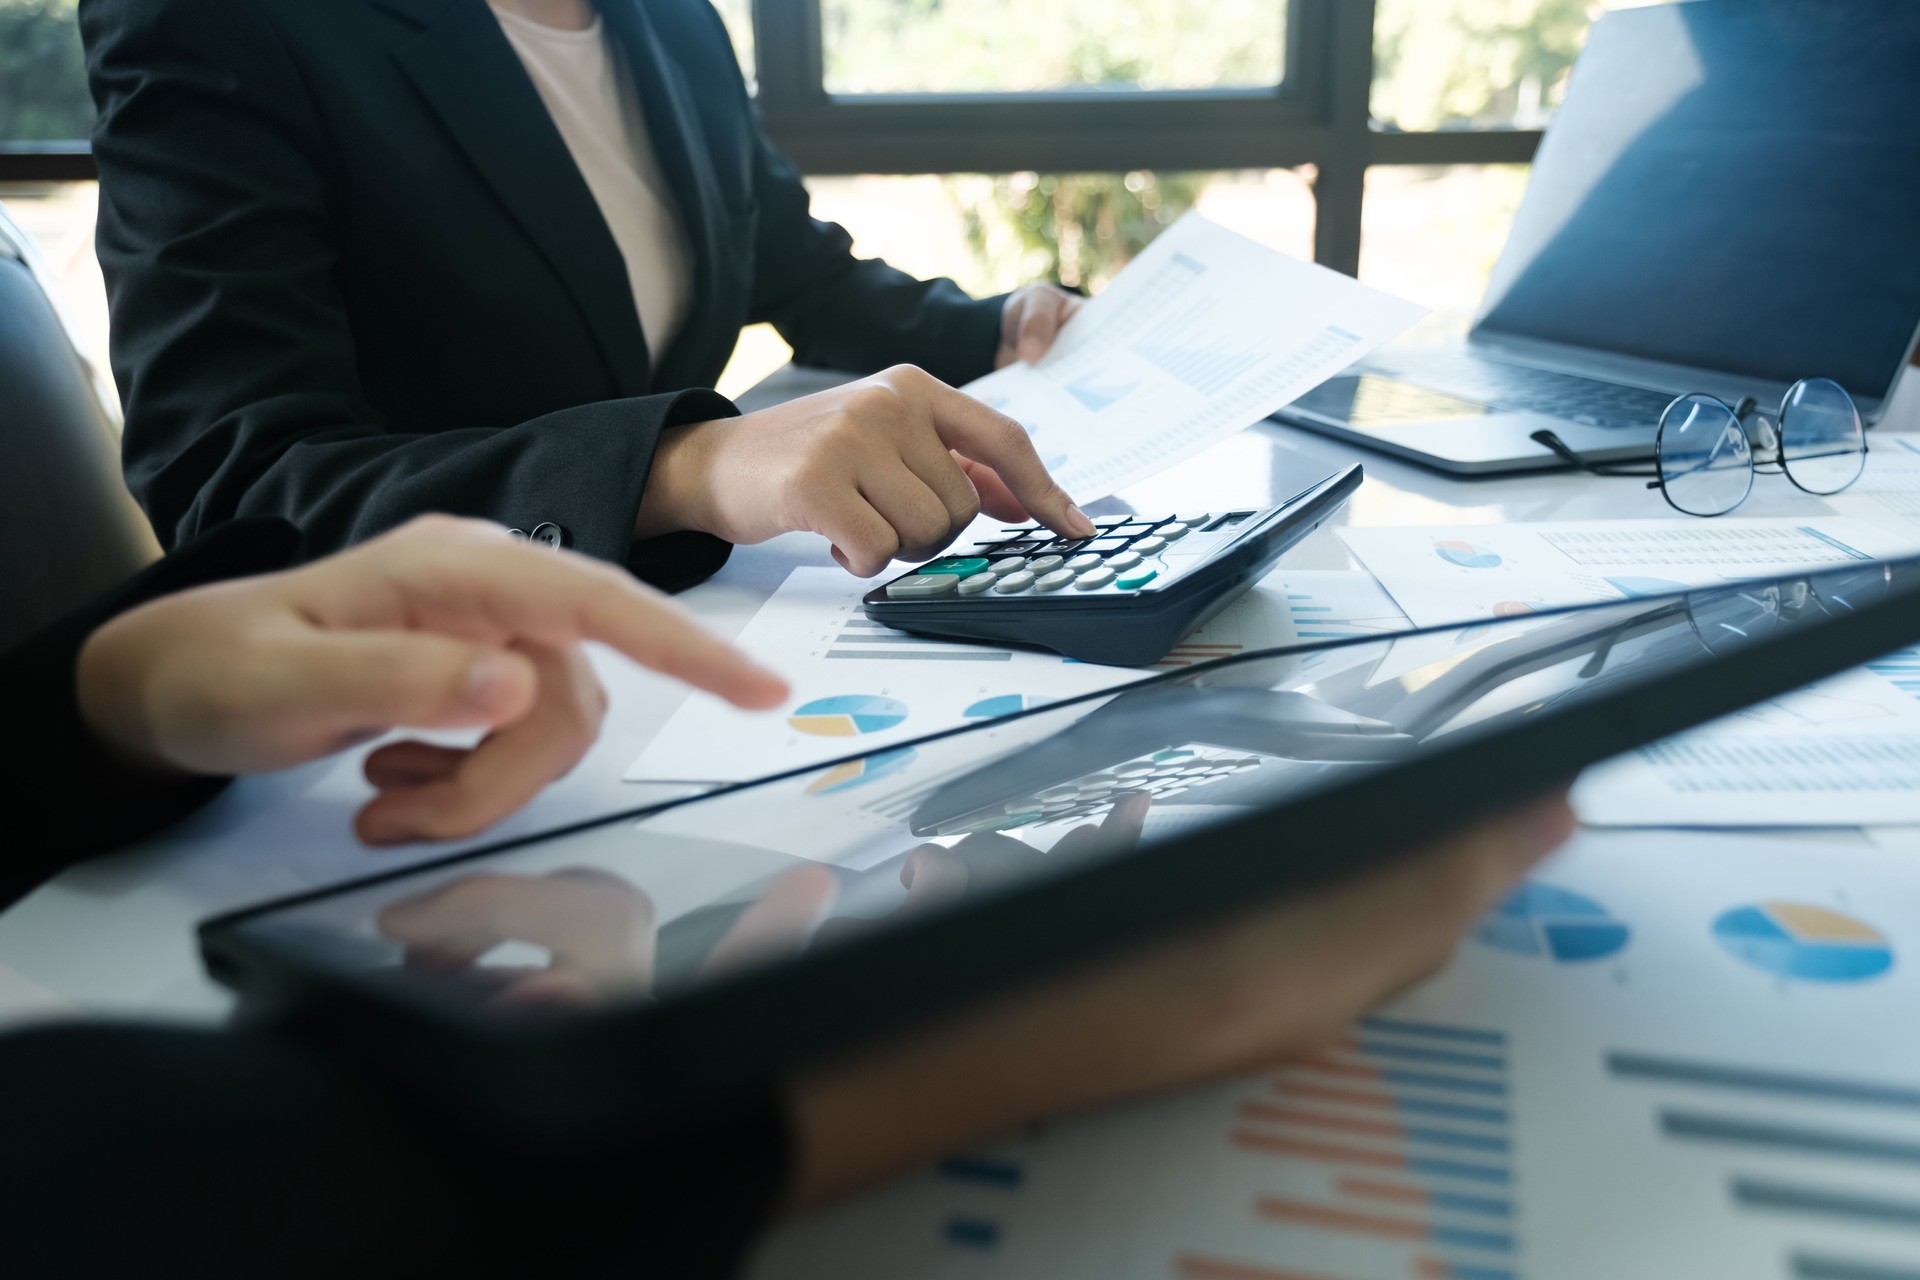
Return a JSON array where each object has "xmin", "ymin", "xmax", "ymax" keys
[{"xmin": 1530, "ymin": 429, "xmax": 1661, "ymax": 480}]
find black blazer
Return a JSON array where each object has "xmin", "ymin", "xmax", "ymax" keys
[{"xmin": 81, "ymin": 0, "xmax": 1004, "ymax": 584}]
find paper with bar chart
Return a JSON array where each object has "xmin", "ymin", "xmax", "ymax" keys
[
  {"xmin": 624, "ymin": 568, "xmax": 1401, "ymax": 784},
  {"xmin": 749, "ymin": 831, "xmax": 1920, "ymax": 1280},
  {"xmin": 1826, "ymin": 434, "xmax": 1920, "ymax": 533},
  {"xmin": 958, "ymin": 213, "xmax": 1426, "ymax": 504},
  {"xmin": 1338, "ymin": 518, "xmax": 1920, "ymax": 629}
]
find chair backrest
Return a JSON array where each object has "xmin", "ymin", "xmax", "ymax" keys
[{"xmin": 0, "ymin": 204, "xmax": 159, "ymax": 652}]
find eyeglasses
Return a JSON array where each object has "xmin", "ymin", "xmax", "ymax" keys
[{"xmin": 1530, "ymin": 376, "xmax": 1868, "ymax": 517}]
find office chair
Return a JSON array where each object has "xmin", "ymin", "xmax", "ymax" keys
[{"xmin": 0, "ymin": 202, "xmax": 159, "ymax": 652}]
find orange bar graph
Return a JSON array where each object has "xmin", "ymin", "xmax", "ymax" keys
[
  {"xmin": 1175, "ymin": 1254, "xmax": 1359, "ymax": 1280},
  {"xmin": 1338, "ymin": 1177, "xmax": 1430, "ymax": 1208},
  {"xmin": 1256, "ymin": 1196, "xmax": 1428, "ymax": 1242},
  {"xmin": 1239, "ymin": 1102, "xmax": 1404, "ymax": 1141},
  {"xmin": 1274, "ymin": 1080, "xmax": 1401, "ymax": 1112},
  {"xmin": 1231, "ymin": 1130, "xmax": 1408, "ymax": 1170}
]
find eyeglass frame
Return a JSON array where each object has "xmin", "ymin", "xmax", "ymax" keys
[{"xmin": 1529, "ymin": 377, "xmax": 1869, "ymax": 517}]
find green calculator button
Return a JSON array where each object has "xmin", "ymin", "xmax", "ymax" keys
[
  {"xmin": 919, "ymin": 557, "xmax": 989, "ymax": 577},
  {"xmin": 1116, "ymin": 567, "xmax": 1158, "ymax": 589}
]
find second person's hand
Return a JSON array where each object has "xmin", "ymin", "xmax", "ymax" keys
[{"xmin": 637, "ymin": 365, "xmax": 1097, "ymax": 577}]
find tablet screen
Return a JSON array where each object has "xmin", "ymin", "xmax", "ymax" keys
[{"xmin": 216, "ymin": 560, "xmax": 1908, "ymax": 1022}]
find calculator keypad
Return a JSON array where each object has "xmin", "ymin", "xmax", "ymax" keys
[{"xmin": 879, "ymin": 511, "xmax": 1255, "ymax": 602}]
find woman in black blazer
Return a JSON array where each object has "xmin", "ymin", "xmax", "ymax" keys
[
  {"xmin": 2, "ymin": 516, "xmax": 1573, "ymax": 1276},
  {"xmin": 80, "ymin": 0, "xmax": 1095, "ymax": 588}
]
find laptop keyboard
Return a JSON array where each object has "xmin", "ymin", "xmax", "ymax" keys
[{"xmin": 1364, "ymin": 349, "xmax": 1678, "ymax": 430}]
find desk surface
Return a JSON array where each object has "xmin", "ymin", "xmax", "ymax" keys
[{"xmin": 4, "ymin": 365, "xmax": 1918, "ymax": 1025}]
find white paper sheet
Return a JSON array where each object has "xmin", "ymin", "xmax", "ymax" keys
[
  {"xmin": 750, "ymin": 830, "xmax": 1920, "ymax": 1280},
  {"xmin": 1339, "ymin": 517, "xmax": 1920, "ymax": 629},
  {"xmin": 961, "ymin": 214, "xmax": 1426, "ymax": 504},
  {"xmin": 1825, "ymin": 433, "xmax": 1920, "ymax": 532},
  {"xmin": 624, "ymin": 569, "xmax": 1410, "ymax": 784}
]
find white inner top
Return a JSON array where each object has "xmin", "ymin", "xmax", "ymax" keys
[{"xmin": 491, "ymin": 5, "xmax": 695, "ymax": 366}]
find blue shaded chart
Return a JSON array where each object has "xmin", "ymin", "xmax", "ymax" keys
[
  {"xmin": 1605, "ymin": 576, "xmax": 1689, "ymax": 599},
  {"xmin": 1476, "ymin": 882, "xmax": 1630, "ymax": 963},
  {"xmin": 1866, "ymin": 648, "xmax": 1920, "ymax": 700},
  {"xmin": 1712, "ymin": 902, "xmax": 1893, "ymax": 982},
  {"xmin": 1064, "ymin": 370, "xmax": 1139, "ymax": 413},
  {"xmin": 964, "ymin": 694, "xmax": 1049, "ymax": 720},
  {"xmin": 804, "ymin": 747, "xmax": 917, "ymax": 796},
  {"xmin": 788, "ymin": 694, "xmax": 909, "ymax": 738},
  {"xmin": 1435, "ymin": 540, "xmax": 1503, "ymax": 570}
]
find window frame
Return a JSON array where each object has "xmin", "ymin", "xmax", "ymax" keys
[{"xmin": 0, "ymin": 0, "xmax": 1542, "ymax": 274}]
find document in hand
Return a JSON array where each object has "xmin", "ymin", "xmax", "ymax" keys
[{"xmin": 963, "ymin": 214, "xmax": 1426, "ymax": 503}]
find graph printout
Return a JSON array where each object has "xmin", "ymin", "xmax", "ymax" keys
[
  {"xmin": 624, "ymin": 568, "xmax": 1408, "ymax": 784},
  {"xmin": 960, "ymin": 214, "xmax": 1426, "ymax": 504},
  {"xmin": 1338, "ymin": 517, "xmax": 1920, "ymax": 630},
  {"xmin": 749, "ymin": 831, "xmax": 1920, "ymax": 1280}
]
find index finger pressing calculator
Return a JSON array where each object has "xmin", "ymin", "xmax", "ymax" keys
[{"xmin": 861, "ymin": 464, "xmax": 1363, "ymax": 666}]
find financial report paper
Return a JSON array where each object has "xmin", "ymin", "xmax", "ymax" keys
[{"xmin": 962, "ymin": 214, "xmax": 1426, "ymax": 504}]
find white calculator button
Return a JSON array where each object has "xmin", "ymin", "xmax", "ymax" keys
[
  {"xmin": 1074, "ymin": 567, "xmax": 1116, "ymax": 590},
  {"xmin": 1107, "ymin": 551, "xmax": 1143, "ymax": 571},
  {"xmin": 1027, "ymin": 555, "xmax": 1065, "ymax": 574},
  {"xmin": 1034, "ymin": 569, "xmax": 1075, "ymax": 592},
  {"xmin": 1065, "ymin": 553, "xmax": 1102, "ymax": 571},
  {"xmin": 994, "ymin": 571, "xmax": 1037, "ymax": 594},
  {"xmin": 1159, "ymin": 523, "xmax": 1190, "ymax": 540},
  {"xmin": 988, "ymin": 557, "xmax": 1027, "ymax": 576},
  {"xmin": 957, "ymin": 572, "xmax": 997, "ymax": 594},
  {"xmin": 886, "ymin": 573, "xmax": 959, "ymax": 599},
  {"xmin": 1133, "ymin": 535, "xmax": 1167, "ymax": 555}
]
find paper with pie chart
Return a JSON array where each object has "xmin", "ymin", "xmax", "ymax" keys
[
  {"xmin": 1338, "ymin": 517, "xmax": 1920, "ymax": 629},
  {"xmin": 624, "ymin": 567, "xmax": 1398, "ymax": 785},
  {"xmin": 958, "ymin": 213, "xmax": 1426, "ymax": 504},
  {"xmin": 751, "ymin": 830, "xmax": 1920, "ymax": 1280}
]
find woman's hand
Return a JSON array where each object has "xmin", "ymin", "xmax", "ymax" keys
[
  {"xmin": 997, "ymin": 282, "xmax": 1085, "ymax": 368},
  {"xmin": 785, "ymin": 791, "xmax": 1576, "ymax": 1210},
  {"xmin": 637, "ymin": 364, "xmax": 1096, "ymax": 577},
  {"xmin": 75, "ymin": 516, "xmax": 788, "ymax": 845}
]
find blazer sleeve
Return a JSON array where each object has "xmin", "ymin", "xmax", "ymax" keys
[
  {"xmin": 4, "ymin": 519, "xmax": 303, "ymax": 910},
  {"xmin": 0, "ymin": 1022, "xmax": 790, "ymax": 1278},
  {"xmin": 81, "ymin": 0, "xmax": 734, "ymax": 580}
]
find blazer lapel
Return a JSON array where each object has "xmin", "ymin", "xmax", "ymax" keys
[
  {"xmin": 597, "ymin": 0, "xmax": 733, "ymax": 385},
  {"xmin": 377, "ymin": 0, "xmax": 654, "ymax": 394}
]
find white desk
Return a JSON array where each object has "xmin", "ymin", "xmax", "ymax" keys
[{"xmin": 3, "ymin": 365, "xmax": 1917, "ymax": 1024}]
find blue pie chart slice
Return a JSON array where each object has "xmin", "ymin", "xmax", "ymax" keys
[
  {"xmin": 789, "ymin": 694, "xmax": 909, "ymax": 738},
  {"xmin": 965, "ymin": 694, "xmax": 1049, "ymax": 720},
  {"xmin": 1713, "ymin": 902, "xmax": 1893, "ymax": 982},
  {"xmin": 1475, "ymin": 882, "xmax": 1630, "ymax": 963},
  {"xmin": 1436, "ymin": 540, "xmax": 1503, "ymax": 570}
]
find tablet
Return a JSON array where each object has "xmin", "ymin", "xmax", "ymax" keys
[{"xmin": 201, "ymin": 557, "xmax": 1919, "ymax": 1148}]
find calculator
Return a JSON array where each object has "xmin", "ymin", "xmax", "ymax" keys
[{"xmin": 861, "ymin": 463, "xmax": 1363, "ymax": 666}]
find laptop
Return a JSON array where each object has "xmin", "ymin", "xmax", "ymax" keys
[{"xmin": 1276, "ymin": 0, "xmax": 1920, "ymax": 475}]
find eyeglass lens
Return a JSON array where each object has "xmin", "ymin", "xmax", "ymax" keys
[
  {"xmin": 1779, "ymin": 376, "xmax": 1866, "ymax": 495},
  {"xmin": 1658, "ymin": 394, "xmax": 1753, "ymax": 516}
]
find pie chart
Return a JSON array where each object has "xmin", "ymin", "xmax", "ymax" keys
[
  {"xmin": 1712, "ymin": 902, "xmax": 1893, "ymax": 982},
  {"xmin": 1436, "ymin": 540, "xmax": 1503, "ymax": 569},
  {"xmin": 965, "ymin": 694, "xmax": 1048, "ymax": 720},
  {"xmin": 805, "ymin": 747, "xmax": 917, "ymax": 795},
  {"xmin": 1475, "ymin": 882, "xmax": 1630, "ymax": 963},
  {"xmin": 789, "ymin": 694, "xmax": 909, "ymax": 738}
]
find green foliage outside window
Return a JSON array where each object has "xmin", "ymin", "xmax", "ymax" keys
[{"xmin": 0, "ymin": 0, "xmax": 92, "ymax": 143}]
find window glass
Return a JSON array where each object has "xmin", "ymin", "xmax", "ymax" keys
[
  {"xmin": 1371, "ymin": 0, "xmax": 1674, "ymax": 131},
  {"xmin": 1358, "ymin": 165, "xmax": 1529, "ymax": 314},
  {"xmin": 0, "ymin": 0, "xmax": 93, "ymax": 142},
  {"xmin": 821, "ymin": 0, "xmax": 1286, "ymax": 95}
]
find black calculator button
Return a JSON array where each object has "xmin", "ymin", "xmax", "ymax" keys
[
  {"xmin": 957, "ymin": 572, "xmax": 997, "ymax": 595},
  {"xmin": 1083, "ymin": 537, "xmax": 1127, "ymax": 554},
  {"xmin": 1027, "ymin": 554, "xmax": 1065, "ymax": 574},
  {"xmin": 1159, "ymin": 523, "xmax": 1190, "ymax": 540},
  {"xmin": 1107, "ymin": 551, "xmax": 1143, "ymax": 571},
  {"xmin": 994, "ymin": 571, "xmax": 1037, "ymax": 593},
  {"xmin": 987, "ymin": 556, "xmax": 1027, "ymax": 576},
  {"xmin": 886, "ymin": 573, "xmax": 960, "ymax": 599},
  {"xmin": 1038, "ymin": 539, "xmax": 1086, "ymax": 555},
  {"xmin": 1133, "ymin": 535, "xmax": 1167, "ymax": 555},
  {"xmin": 1075, "ymin": 567, "xmax": 1116, "ymax": 589},
  {"xmin": 992, "ymin": 540, "xmax": 1044, "ymax": 556},
  {"xmin": 1034, "ymin": 569, "xmax": 1075, "ymax": 592},
  {"xmin": 1065, "ymin": 553, "xmax": 1102, "ymax": 571}
]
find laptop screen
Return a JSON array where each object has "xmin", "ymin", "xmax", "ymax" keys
[{"xmin": 1474, "ymin": 0, "xmax": 1920, "ymax": 404}]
